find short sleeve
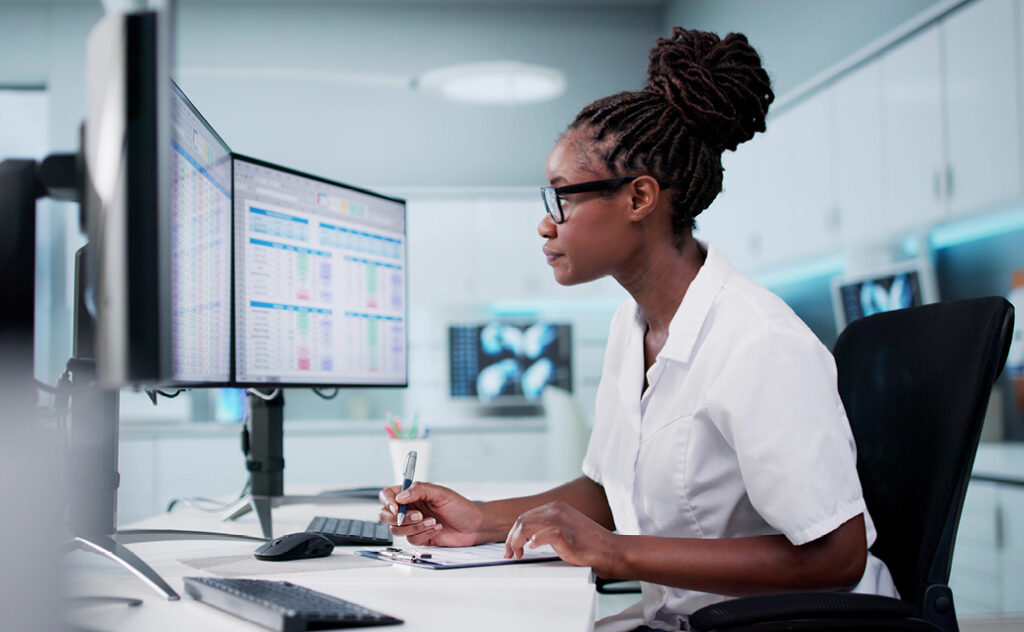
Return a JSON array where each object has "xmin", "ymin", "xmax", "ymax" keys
[
  {"xmin": 583, "ymin": 299, "xmax": 639, "ymax": 488},
  {"xmin": 705, "ymin": 324, "xmax": 867, "ymax": 545}
]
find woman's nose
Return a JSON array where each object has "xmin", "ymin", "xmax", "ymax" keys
[{"xmin": 538, "ymin": 213, "xmax": 557, "ymax": 239}]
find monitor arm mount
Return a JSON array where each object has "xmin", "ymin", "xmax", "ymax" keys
[
  {"xmin": 2, "ymin": 152, "xmax": 264, "ymax": 604},
  {"xmin": 222, "ymin": 390, "xmax": 369, "ymax": 539}
]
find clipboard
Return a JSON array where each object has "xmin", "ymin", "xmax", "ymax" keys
[{"xmin": 356, "ymin": 542, "xmax": 560, "ymax": 570}]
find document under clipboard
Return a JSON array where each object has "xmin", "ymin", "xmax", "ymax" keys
[{"xmin": 356, "ymin": 542, "xmax": 560, "ymax": 570}]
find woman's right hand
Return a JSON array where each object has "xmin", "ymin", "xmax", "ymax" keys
[{"xmin": 378, "ymin": 482, "xmax": 487, "ymax": 547}]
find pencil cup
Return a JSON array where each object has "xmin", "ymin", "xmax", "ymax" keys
[{"xmin": 388, "ymin": 439, "xmax": 431, "ymax": 486}]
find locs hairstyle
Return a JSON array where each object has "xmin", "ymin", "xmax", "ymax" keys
[{"xmin": 568, "ymin": 28, "xmax": 774, "ymax": 246}]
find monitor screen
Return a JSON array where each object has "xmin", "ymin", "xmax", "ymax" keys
[
  {"xmin": 831, "ymin": 261, "xmax": 937, "ymax": 332},
  {"xmin": 168, "ymin": 82, "xmax": 232, "ymax": 384},
  {"xmin": 449, "ymin": 322, "xmax": 572, "ymax": 403},
  {"xmin": 232, "ymin": 156, "xmax": 407, "ymax": 386}
]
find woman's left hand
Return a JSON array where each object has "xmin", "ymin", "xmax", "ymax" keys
[{"xmin": 504, "ymin": 500, "xmax": 625, "ymax": 578}]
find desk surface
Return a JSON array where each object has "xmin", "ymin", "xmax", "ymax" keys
[{"xmin": 64, "ymin": 483, "xmax": 597, "ymax": 632}]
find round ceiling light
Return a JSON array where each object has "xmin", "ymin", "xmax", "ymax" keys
[{"xmin": 418, "ymin": 61, "xmax": 566, "ymax": 105}]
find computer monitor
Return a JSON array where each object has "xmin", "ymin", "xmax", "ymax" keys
[
  {"xmin": 449, "ymin": 321, "xmax": 572, "ymax": 403},
  {"xmin": 83, "ymin": 10, "xmax": 171, "ymax": 386},
  {"xmin": 232, "ymin": 155, "xmax": 408, "ymax": 387},
  {"xmin": 168, "ymin": 82, "xmax": 232, "ymax": 385},
  {"xmin": 831, "ymin": 260, "xmax": 939, "ymax": 332}
]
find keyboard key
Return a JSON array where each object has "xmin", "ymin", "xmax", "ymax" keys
[{"xmin": 305, "ymin": 516, "xmax": 393, "ymax": 546}]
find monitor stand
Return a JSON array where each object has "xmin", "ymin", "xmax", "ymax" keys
[
  {"xmin": 15, "ymin": 150, "xmax": 267, "ymax": 602},
  {"xmin": 64, "ymin": 249, "xmax": 265, "ymax": 602},
  {"xmin": 222, "ymin": 391, "xmax": 371, "ymax": 539}
]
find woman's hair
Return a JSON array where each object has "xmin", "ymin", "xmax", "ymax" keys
[{"xmin": 567, "ymin": 28, "xmax": 773, "ymax": 243}]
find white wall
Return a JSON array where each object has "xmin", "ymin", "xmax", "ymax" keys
[
  {"xmin": 663, "ymin": 0, "xmax": 944, "ymax": 97},
  {"xmin": 173, "ymin": 2, "xmax": 660, "ymax": 189}
]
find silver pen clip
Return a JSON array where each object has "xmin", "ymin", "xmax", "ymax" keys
[{"xmin": 380, "ymin": 547, "xmax": 432, "ymax": 563}]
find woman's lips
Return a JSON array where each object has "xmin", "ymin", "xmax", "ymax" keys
[{"xmin": 543, "ymin": 247, "xmax": 563, "ymax": 264}]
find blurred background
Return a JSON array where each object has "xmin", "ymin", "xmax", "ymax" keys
[{"xmin": 2, "ymin": 0, "xmax": 1023, "ymax": 624}]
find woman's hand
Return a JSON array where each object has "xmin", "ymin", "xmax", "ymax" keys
[
  {"xmin": 378, "ymin": 482, "xmax": 487, "ymax": 547},
  {"xmin": 504, "ymin": 500, "xmax": 624, "ymax": 578}
]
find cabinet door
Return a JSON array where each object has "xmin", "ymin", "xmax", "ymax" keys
[
  {"xmin": 757, "ymin": 115, "xmax": 796, "ymax": 267},
  {"xmin": 1000, "ymin": 485, "xmax": 1024, "ymax": 613},
  {"xmin": 833, "ymin": 61, "xmax": 887, "ymax": 248},
  {"xmin": 881, "ymin": 25, "xmax": 946, "ymax": 234},
  {"xmin": 784, "ymin": 89, "xmax": 839, "ymax": 260},
  {"xmin": 697, "ymin": 138, "xmax": 761, "ymax": 273},
  {"xmin": 942, "ymin": 0, "xmax": 1021, "ymax": 216}
]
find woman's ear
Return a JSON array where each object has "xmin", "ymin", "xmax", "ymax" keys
[{"xmin": 627, "ymin": 176, "xmax": 661, "ymax": 222}]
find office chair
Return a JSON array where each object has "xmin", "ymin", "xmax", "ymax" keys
[{"xmin": 689, "ymin": 296, "xmax": 1015, "ymax": 632}]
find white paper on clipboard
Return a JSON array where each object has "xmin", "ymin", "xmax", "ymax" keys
[{"xmin": 357, "ymin": 542, "xmax": 560, "ymax": 569}]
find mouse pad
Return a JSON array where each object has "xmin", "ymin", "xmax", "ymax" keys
[{"xmin": 179, "ymin": 552, "xmax": 387, "ymax": 577}]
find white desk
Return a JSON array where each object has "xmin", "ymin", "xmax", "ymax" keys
[{"xmin": 63, "ymin": 483, "xmax": 598, "ymax": 631}]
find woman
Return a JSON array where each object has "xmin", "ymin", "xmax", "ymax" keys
[{"xmin": 379, "ymin": 28, "xmax": 898, "ymax": 631}]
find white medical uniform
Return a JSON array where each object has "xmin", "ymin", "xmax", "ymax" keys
[{"xmin": 584, "ymin": 242, "xmax": 898, "ymax": 632}]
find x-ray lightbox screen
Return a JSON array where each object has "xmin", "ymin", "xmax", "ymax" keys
[
  {"xmin": 449, "ymin": 322, "xmax": 572, "ymax": 404},
  {"xmin": 831, "ymin": 261, "xmax": 937, "ymax": 332}
]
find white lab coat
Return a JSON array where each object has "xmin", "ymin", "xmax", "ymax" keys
[{"xmin": 584, "ymin": 242, "xmax": 899, "ymax": 632}]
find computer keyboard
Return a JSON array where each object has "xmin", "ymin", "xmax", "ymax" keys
[
  {"xmin": 305, "ymin": 516, "xmax": 393, "ymax": 546},
  {"xmin": 183, "ymin": 577, "xmax": 403, "ymax": 631}
]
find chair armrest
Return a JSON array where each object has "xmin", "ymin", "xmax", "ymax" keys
[{"xmin": 689, "ymin": 592, "xmax": 917, "ymax": 631}]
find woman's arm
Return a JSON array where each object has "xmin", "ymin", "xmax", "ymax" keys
[
  {"xmin": 475, "ymin": 475, "xmax": 615, "ymax": 541},
  {"xmin": 379, "ymin": 475, "xmax": 614, "ymax": 546},
  {"xmin": 507, "ymin": 504, "xmax": 867, "ymax": 596}
]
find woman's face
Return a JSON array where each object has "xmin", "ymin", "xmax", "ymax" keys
[{"xmin": 538, "ymin": 134, "xmax": 639, "ymax": 286}]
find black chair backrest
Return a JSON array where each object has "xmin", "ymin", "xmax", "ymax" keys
[{"xmin": 832, "ymin": 297, "xmax": 1013, "ymax": 608}]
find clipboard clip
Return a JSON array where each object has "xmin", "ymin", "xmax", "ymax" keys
[{"xmin": 379, "ymin": 547, "xmax": 433, "ymax": 563}]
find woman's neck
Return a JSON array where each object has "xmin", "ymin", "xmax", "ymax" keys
[{"xmin": 617, "ymin": 233, "xmax": 706, "ymax": 334}]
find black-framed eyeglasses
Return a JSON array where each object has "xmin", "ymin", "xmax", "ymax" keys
[{"xmin": 540, "ymin": 176, "xmax": 670, "ymax": 224}]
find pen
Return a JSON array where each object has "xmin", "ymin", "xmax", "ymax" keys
[{"xmin": 395, "ymin": 450, "xmax": 417, "ymax": 526}]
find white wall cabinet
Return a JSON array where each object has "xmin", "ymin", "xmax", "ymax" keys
[
  {"xmin": 951, "ymin": 480, "xmax": 1024, "ymax": 616},
  {"xmin": 785, "ymin": 88, "xmax": 840, "ymax": 260},
  {"xmin": 713, "ymin": 0, "xmax": 1024, "ymax": 274},
  {"xmin": 699, "ymin": 134, "xmax": 765, "ymax": 273},
  {"xmin": 880, "ymin": 25, "xmax": 947, "ymax": 234},
  {"xmin": 756, "ymin": 115, "xmax": 798, "ymax": 267},
  {"xmin": 942, "ymin": 0, "xmax": 1021, "ymax": 217},
  {"xmin": 833, "ymin": 61, "xmax": 888, "ymax": 249}
]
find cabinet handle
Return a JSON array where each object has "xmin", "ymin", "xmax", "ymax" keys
[
  {"xmin": 946, "ymin": 165, "xmax": 955, "ymax": 199},
  {"xmin": 933, "ymin": 171, "xmax": 942, "ymax": 201},
  {"xmin": 995, "ymin": 502, "xmax": 1004, "ymax": 551},
  {"xmin": 826, "ymin": 207, "xmax": 841, "ymax": 232}
]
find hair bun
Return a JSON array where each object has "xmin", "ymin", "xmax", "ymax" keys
[{"xmin": 646, "ymin": 28, "xmax": 773, "ymax": 152}]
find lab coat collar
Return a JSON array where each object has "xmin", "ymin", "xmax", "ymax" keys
[{"xmin": 658, "ymin": 240, "xmax": 729, "ymax": 365}]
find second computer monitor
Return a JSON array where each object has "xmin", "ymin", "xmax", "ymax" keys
[
  {"xmin": 169, "ymin": 82, "xmax": 233, "ymax": 384},
  {"xmin": 232, "ymin": 156, "xmax": 407, "ymax": 386}
]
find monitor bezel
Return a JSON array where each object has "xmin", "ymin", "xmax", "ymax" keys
[
  {"xmin": 830, "ymin": 259, "xmax": 939, "ymax": 333},
  {"xmin": 229, "ymin": 153, "xmax": 409, "ymax": 389},
  {"xmin": 164, "ymin": 80, "xmax": 235, "ymax": 388}
]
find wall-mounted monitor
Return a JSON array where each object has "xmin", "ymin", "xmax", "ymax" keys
[
  {"xmin": 449, "ymin": 321, "xmax": 572, "ymax": 404},
  {"xmin": 831, "ymin": 260, "xmax": 939, "ymax": 333},
  {"xmin": 232, "ymin": 155, "xmax": 407, "ymax": 387}
]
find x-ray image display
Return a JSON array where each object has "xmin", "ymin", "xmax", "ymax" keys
[
  {"xmin": 449, "ymin": 322, "xmax": 572, "ymax": 403},
  {"xmin": 838, "ymin": 271, "xmax": 922, "ymax": 327}
]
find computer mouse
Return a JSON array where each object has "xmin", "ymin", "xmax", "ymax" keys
[{"xmin": 253, "ymin": 532, "xmax": 335, "ymax": 561}]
